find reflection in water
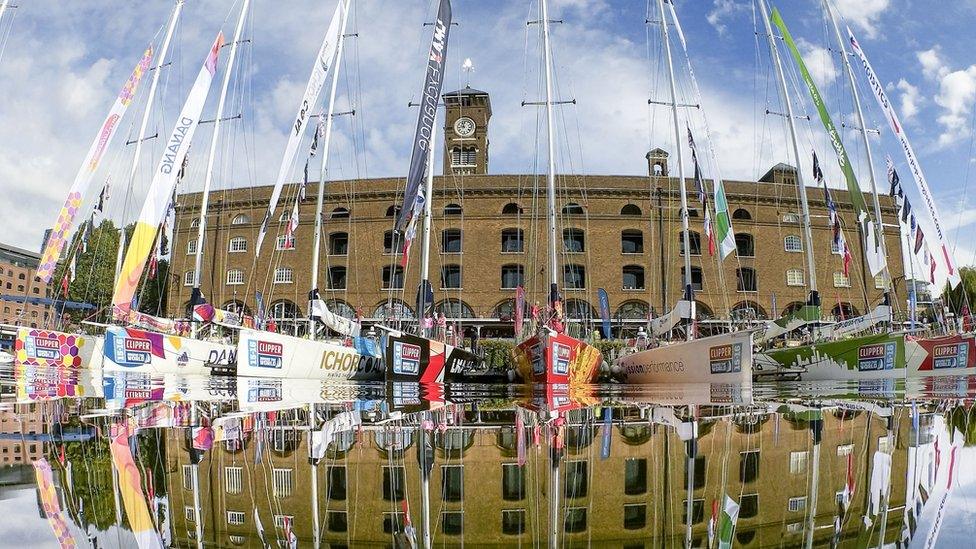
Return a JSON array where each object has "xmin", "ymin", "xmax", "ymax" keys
[{"xmin": 0, "ymin": 366, "xmax": 973, "ymax": 547}]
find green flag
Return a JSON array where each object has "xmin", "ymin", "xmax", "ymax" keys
[{"xmin": 718, "ymin": 495, "xmax": 740, "ymax": 549}]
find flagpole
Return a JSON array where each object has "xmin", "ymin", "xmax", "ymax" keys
[
  {"xmin": 417, "ymin": 109, "xmax": 438, "ymax": 334},
  {"xmin": 540, "ymin": 0, "xmax": 561, "ymax": 314},
  {"xmin": 824, "ymin": 0, "xmax": 891, "ymax": 300},
  {"xmin": 190, "ymin": 0, "xmax": 250, "ymax": 336},
  {"xmin": 758, "ymin": 0, "xmax": 820, "ymax": 309},
  {"xmin": 658, "ymin": 0, "xmax": 696, "ymax": 340},
  {"xmin": 309, "ymin": 0, "xmax": 352, "ymax": 338}
]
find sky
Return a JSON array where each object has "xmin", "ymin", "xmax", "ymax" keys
[{"xmin": 1, "ymin": 0, "xmax": 976, "ymax": 269}]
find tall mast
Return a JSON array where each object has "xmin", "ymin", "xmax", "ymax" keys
[
  {"xmin": 309, "ymin": 0, "xmax": 352, "ymax": 337},
  {"xmin": 758, "ymin": 0, "xmax": 819, "ymax": 304},
  {"xmin": 417, "ymin": 110, "xmax": 438, "ymax": 332},
  {"xmin": 540, "ymin": 0, "xmax": 559, "ymax": 305},
  {"xmin": 0, "ymin": 1, "xmax": 9, "ymax": 30},
  {"xmin": 115, "ymin": 0, "xmax": 184, "ymax": 287},
  {"xmin": 824, "ymin": 0, "xmax": 890, "ymax": 296},
  {"xmin": 657, "ymin": 0, "xmax": 695, "ymax": 340},
  {"xmin": 191, "ymin": 0, "xmax": 250, "ymax": 332}
]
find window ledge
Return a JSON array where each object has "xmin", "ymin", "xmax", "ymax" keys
[
  {"xmin": 622, "ymin": 288, "xmax": 646, "ymax": 292},
  {"xmin": 228, "ymin": 250, "xmax": 247, "ymax": 254},
  {"xmin": 328, "ymin": 253, "xmax": 349, "ymax": 257},
  {"xmin": 500, "ymin": 251, "xmax": 525, "ymax": 254},
  {"xmin": 736, "ymin": 290, "xmax": 758, "ymax": 293},
  {"xmin": 440, "ymin": 252, "xmax": 463, "ymax": 255},
  {"xmin": 621, "ymin": 251, "xmax": 644, "ymax": 255},
  {"xmin": 440, "ymin": 287, "xmax": 463, "ymax": 291}
]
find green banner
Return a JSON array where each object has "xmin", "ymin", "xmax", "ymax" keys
[{"xmin": 770, "ymin": 7, "xmax": 870, "ymax": 219}]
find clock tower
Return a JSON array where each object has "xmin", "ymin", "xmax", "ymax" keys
[{"xmin": 442, "ymin": 86, "xmax": 491, "ymax": 175}]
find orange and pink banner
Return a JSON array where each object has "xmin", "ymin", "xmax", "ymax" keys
[
  {"xmin": 33, "ymin": 458, "xmax": 77, "ymax": 548},
  {"xmin": 110, "ymin": 426, "xmax": 163, "ymax": 548}
]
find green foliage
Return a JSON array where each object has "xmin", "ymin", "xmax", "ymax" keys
[
  {"xmin": 480, "ymin": 339, "xmax": 515, "ymax": 370},
  {"xmin": 943, "ymin": 266, "xmax": 976, "ymax": 312}
]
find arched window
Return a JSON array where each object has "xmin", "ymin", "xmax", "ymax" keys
[
  {"xmin": 270, "ymin": 300, "xmax": 300, "ymax": 322},
  {"xmin": 735, "ymin": 233, "xmax": 754, "ymax": 257},
  {"xmin": 736, "ymin": 268, "xmax": 757, "ymax": 292},
  {"xmin": 374, "ymin": 299, "xmax": 415, "ymax": 320},
  {"xmin": 222, "ymin": 300, "xmax": 251, "ymax": 315},
  {"xmin": 562, "ymin": 202, "xmax": 584, "ymax": 215},
  {"xmin": 386, "ymin": 205, "xmax": 400, "ymax": 217},
  {"xmin": 329, "ymin": 232, "xmax": 348, "ymax": 255},
  {"xmin": 563, "ymin": 228, "xmax": 584, "ymax": 253},
  {"xmin": 782, "ymin": 212, "xmax": 800, "ymax": 223},
  {"xmin": 228, "ymin": 236, "xmax": 247, "ymax": 253},
  {"xmin": 441, "ymin": 229, "xmax": 462, "ymax": 253},
  {"xmin": 493, "ymin": 299, "xmax": 516, "ymax": 320},
  {"xmin": 274, "ymin": 267, "xmax": 293, "ymax": 284},
  {"xmin": 328, "ymin": 266, "xmax": 346, "ymax": 290},
  {"xmin": 190, "ymin": 218, "xmax": 200, "ymax": 228},
  {"xmin": 501, "ymin": 228, "xmax": 523, "ymax": 253},
  {"xmin": 621, "ymin": 204, "xmax": 642, "ymax": 215},
  {"xmin": 731, "ymin": 301, "xmax": 767, "ymax": 320},
  {"xmin": 616, "ymin": 300, "xmax": 649, "ymax": 320},
  {"xmin": 563, "ymin": 264, "xmax": 586, "ymax": 289},
  {"xmin": 226, "ymin": 269, "xmax": 245, "ymax": 286},
  {"xmin": 443, "ymin": 203, "xmax": 463, "ymax": 216},
  {"xmin": 621, "ymin": 230, "xmax": 643, "ymax": 254},
  {"xmin": 183, "ymin": 271, "xmax": 195, "ymax": 286},
  {"xmin": 786, "ymin": 269, "xmax": 805, "ymax": 287},
  {"xmin": 831, "ymin": 302, "xmax": 859, "ymax": 319},
  {"xmin": 681, "ymin": 266, "xmax": 703, "ymax": 291},
  {"xmin": 732, "ymin": 208, "xmax": 752, "ymax": 220},
  {"xmin": 784, "ymin": 235, "xmax": 802, "ymax": 252},
  {"xmin": 782, "ymin": 302, "xmax": 806, "ymax": 317},
  {"xmin": 502, "ymin": 203, "xmax": 523, "ymax": 215},
  {"xmin": 440, "ymin": 265, "xmax": 462, "ymax": 289},
  {"xmin": 383, "ymin": 231, "xmax": 402, "ymax": 255},
  {"xmin": 679, "ymin": 231, "xmax": 702, "ymax": 256},
  {"xmin": 331, "ymin": 207, "xmax": 350, "ymax": 219},
  {"xmin": 564, "ymin": 299, "xmax": 594, "ymax": 320},
  {"xmin": 436, "ymin": 299, "xmax": 475, "ymax": 319},
  {"xmin": 231, "ymin": 214, "xmax": 249, "ymax": 225},
  {"xmin": 622, "ymin": 265, "xmax": 645, "ymax": 290},
  {"xmin": 501, "ymin": 265, "xmax": 524, "ymax": 289},
  {"xmin": 696, "ymin": 301, "xmax": 715, "ymax": 319},
  {"xmin": 382, "ymin": 266, "xmax": 404, "ymax": 289},
  {"xmin": 688, "ymin": 208, "xmax": 699, "ymax": 217},
  {"xmin": 327, "ymin": 299, "xmax": 356, "ymax": 319},
  {"xmin": 450, "ymin": 146, "xmax": 476, "ymax": 168}
]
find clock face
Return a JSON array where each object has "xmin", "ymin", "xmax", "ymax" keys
[{"xmin": 454, "ymin": 117, "xmax": 476, "ymax": 137}]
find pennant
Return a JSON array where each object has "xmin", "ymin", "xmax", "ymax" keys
[
  {"xmin": 902, "ymin": 199, "xmax": 912, "ymax": 223},
  {"xmin": 688, "ymin": 125, "xmax": 716, "ymax": 256},
  {"xmin": 915, "ymin": 226, "xmax": 924, "ymax": 255},
  {"xmin": 886, "ymin": 156, "xmax": 900, "ymax": 197}
]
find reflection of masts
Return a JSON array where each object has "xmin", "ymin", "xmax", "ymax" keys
[
  {"xmin": 657, "ymin": 0, "xmax": 695, "ymax": 339},
  {"xmin": 115, "ymin": 0, "xmax": 184, "ymax": 290},
  {"xmin": 418, "ymin": 419, "xmax": 434, "ymax": 549},
  {"xmin": 549, "ymin": 420, "xmax": 562, "ymax": 549},
  {"xmin": 805, "ymin": 416, "xmax": 823, "ymax": 549},
  {"xmin": 309, "ymin": 404, "xmax": 320, "ymax": 549},
  {"xmin": 684, "ymin": 435, "xmax": 697, "ymax": 549},
  {"xmin": 190, "ymin": 406, "xmax": 203, "ymax": 549},
  {"xmin": 758, "ymin": 0, "xmax": 820, "ymax": 308},
  {"xmin": 191, "ymin": 0, "xmax": 251, "ymax": 335},
  {"xmin": 308, "ymin": 0, "xmax": 352, "ymax": 337},
  {"xmin": 877, "ymin": 418, "xmax": 895, "ymax": 546}
]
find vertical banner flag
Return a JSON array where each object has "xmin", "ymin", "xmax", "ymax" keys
[
  {"xmin": 395, "ymin": 0, "xmax": 452, "ymax": 232},
  {"xmin": 600, "ymin": 406, "xmax": 612, "ymax": 460},
  {"xmin": 256, "ymin": 2, "xmax": 344, "ymax": 255},
  {"xmin": 514, "ymin": 285, "xmax": 525, "ymax": 335},
  {"xmin": 38, "ymin": 46, "xmax": 154, "ymax": 282},
  {"xmin": 771, "ymin": 8, "xmax": 886, "ymax": 277},
  {"xmin": 717, "ymin": 495, "xmax": 740, "ymax": 549},
  {"xmin": 687, "ymin": 126, "xmax": 716, "ymax": 256},
  {"xmin": 815, "ymin": 152, "xmax": 853, "ymax": 275},
  {"xmin": 849, "ymin": 28, "xmax": 960, "ymax": 289},
  {"xmin": 110, "ymin": 428, "xmax": 163, "ymax": 548},
  {"xmin": 33, "ymin": 459, "xmax": 78, "ymax": 548},
  {"xmin": 597, "ymin": 288, "xmax": 611, "ymax": 339},
  {"xmin": 111, "ymin": 33, "xmax": 224, "ymax": 317}
]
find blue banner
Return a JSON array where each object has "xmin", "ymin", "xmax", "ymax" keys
[
  {"xmin": 597, "ymin": 288, "xmax": 611, "ymax": 338},
  {"xmin": 601, "ymin": 407, "xmax": 612, "ymax": 460}
]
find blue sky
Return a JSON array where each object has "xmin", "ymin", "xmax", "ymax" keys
[{"xmin": 1, "ymin": 0, "xmax": 975, "ymax": 266}]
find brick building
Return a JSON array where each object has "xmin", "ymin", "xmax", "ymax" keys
[
  {"xmin": 167, "ymin": 86, "xmax": 905, "ymax": 337},
  {"xmin": 0, "ymin": 242, "xmax": 53, "ymax": 332}
]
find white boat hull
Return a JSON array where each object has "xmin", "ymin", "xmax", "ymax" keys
[
  {"xmin": 101, "ymin": 326, "xmax": 234, "ymax": 376},
  {"xmin": 616, "ymin": 331, "xmax": 753, "ymax": 384},
  {"xmin": 235, "ymin": 328, "xmax": 384, "ymax": 380},
  {"xmin": 13, "ymin": 326, "xmax": 103, "ymax": 368}
]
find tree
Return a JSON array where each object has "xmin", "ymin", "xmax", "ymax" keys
[{"xmin": 942, "ymin": 266, "xmax": 976, "ymax": 313}]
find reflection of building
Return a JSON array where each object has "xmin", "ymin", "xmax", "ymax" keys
[
  {"xmin": 163, "ymin": 403, "xmax": 910, "ymax": 547},
  {"xmin": 167, "ymin": 85, "xmax": 904, "ymax": 337},
  {"xmin": 0, "ymin": 405, "xmax": 44, "ymax": 465}
]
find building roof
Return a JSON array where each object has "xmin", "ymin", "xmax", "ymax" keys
[
  {"xmin": 759, "ymin": 162, "xmax": 796, "ymax": 183},
  {"xmin": 443, "ymin": 86, "xmax": 489, "ymax": 97}
]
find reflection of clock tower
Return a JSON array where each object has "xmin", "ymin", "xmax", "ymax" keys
[{"xmin": 442, "ymin": 86, "xmax": 491, "ymax": 175}]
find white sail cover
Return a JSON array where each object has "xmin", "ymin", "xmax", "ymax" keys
[
  {"xmin": 255, "ymin": 2, "xmax": 343, "ymax": 255},
  {"xmin": 37, "ymin": 47, "xmax": 154, "ymax": 282},
  {"xmin": 848, "ymin": 28, "xmax": 960, "ymax": 290},
  {"xmin": 650, "ymin": 300, "xmax": 693, "ymax": 337},
  {"xmin": 310, "ymin": 299, "xmax": 361, "ymax": 337},
  {"xmin": 112, "ymin": 33, "xmax": 225, "ymax": 316},
  {"xmin": 814, "ymin": 304, "xmax": 891, "ymax": 340}
]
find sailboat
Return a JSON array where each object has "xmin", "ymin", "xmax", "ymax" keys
[
  {"xmin": 753, "ymin": 1, "xmax": 960, "ymax": 380},
  {"xmin": 382, "ymin": 0, "xmax": 483, "ymax": 384},
  {"xmin": 104, "ymin": 5, "xmax": 248, "ymax": 376},
  {"xmin": 615, "ymin": 0, "xmax": 753, "ymax": 384},
  {"xmin": 511, "ymin": 0, "xmax": 603, "ymax": 386},
  {"xmin": 235, "ymin": 0, "xmax": 383, "ymax": 381},
  {"xmin": 14, "ymin": 2, "xmax": 181, "ymax": 372}
]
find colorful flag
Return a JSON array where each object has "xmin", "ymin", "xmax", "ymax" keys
[
  {"xmin": 915, "ymin": 226, "xmax": 925, "ymax": 255},
  {"xmin": 284, "ymin": 200, "xmax": 299, "ymax": 248},
  {"xmin": 34, "ymin": 459, "xmax": 78, "ymax": 548},
  {"xmin": 886, "ymin": 156, "xmax": 900, "ymax": 197},
  {"xmin": 717, "ymin": 495, "xmax": 739, "ymax": 549},
  {"xmin": 396, "ymin": 0, "xmax": 452, "ymax": 232},
  {"xmin": 688, "ymin": 126, "xmax": 716, "ymax": 256},
  {"xmin": 815, "ymin": 152, "xmax": 852, "ymax": 276},
  {"xmin": 110, "ymin": 427, "xmax": 163, "ymax": 548}
]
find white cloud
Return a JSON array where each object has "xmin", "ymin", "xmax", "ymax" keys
[
  {"xmin": 918, "ymin": 46, "xmax": 949, "ymax": 81},
  {"xmin": 798, "ymin": 38, "xmax": 838, "ymax": 89},
  {"xmin": 896, "ymin": 78, "xmax": 922, "ymax": 120},
  {"xmin": 934, "ymin": 65, "xmax": 976, "ymax": 147},
  {"xmin": 833, "ymin": 0, "xmax": 890, "ymax": 40},
  {"xmin": 706, "ymin": 0, "xmax": 749, "ymax": 36}
]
